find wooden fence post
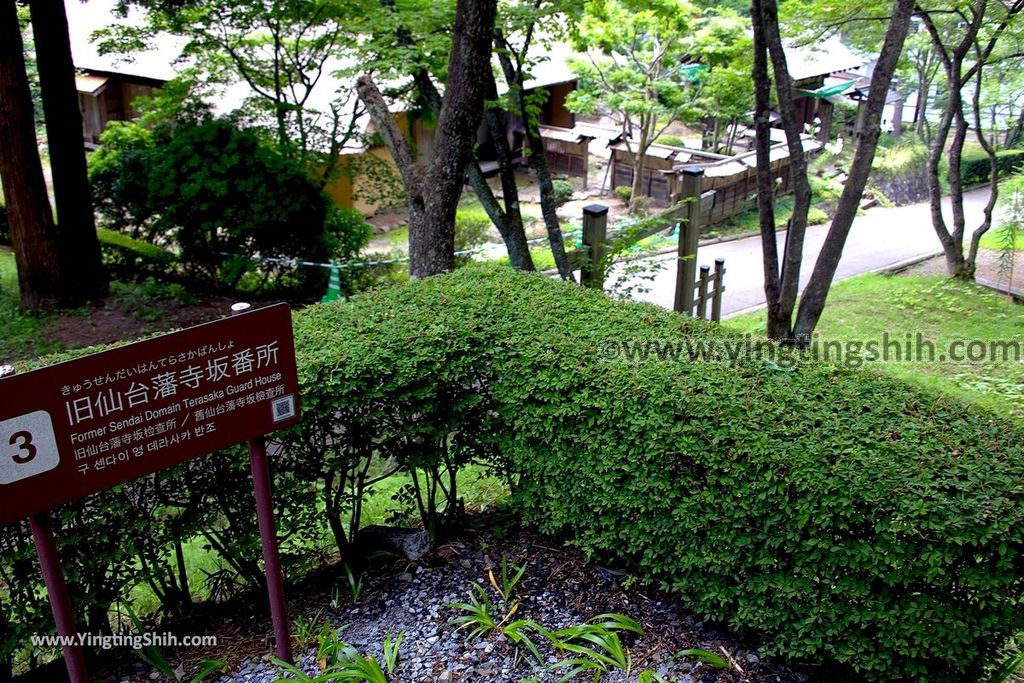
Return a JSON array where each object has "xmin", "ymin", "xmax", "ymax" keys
[
  {"xmin": 697, "ymin": 265, "xmax": 710, "ymax": 319},
  {"xmin": 674, "ymin": 166, "xmax": 704, "ymax": 315},
  {"xmin": 711, "ymin": 258, "xmax": 726, "ymax": 323},
  {"xmin": 581, "ymin": 204, "xmax": 609, "ymax": 289}
]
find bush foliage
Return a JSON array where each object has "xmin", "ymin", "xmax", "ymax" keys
[
  {"xmin": 97, "ymin": 228, "xmax": 177, "ymax": 282},
  {"xmin": 550, "ymin": 179, "xmax": 575, "ymax": 207},
  {"xmin": 961, "ymin": 148, "xmax": 1024, "ymax": 187},
  {"xmin": 4, "ymin": 268, "xmax": 1023, "ymax": 682},
  {"xmin": 89, "ymin": 116, "xmax": 367, "ymax": 294},
  {"xmin": 292, "ymin": 267, "xmax": 1024, "ymax": 681}
]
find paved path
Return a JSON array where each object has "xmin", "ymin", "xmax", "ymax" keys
[{"xmin": 614, "ymin": 188, "xmax": 992, "ymax": 317}]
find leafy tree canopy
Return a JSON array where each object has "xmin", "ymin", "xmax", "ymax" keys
[{"xmin": 89, "ymin": 115, "xmax": 366, "ymax": 291}]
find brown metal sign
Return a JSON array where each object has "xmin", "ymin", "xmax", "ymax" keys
[{"xmin": 0, "ymin": 303, "xmax": 301, "ymax": 525}]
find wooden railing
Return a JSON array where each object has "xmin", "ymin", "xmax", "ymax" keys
[{"xmin": 567, "ymin": 166, "xmax": 727, "ymax": 322}]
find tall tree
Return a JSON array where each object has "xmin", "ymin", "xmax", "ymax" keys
[
  {"xmin": 901, "ymin": 31, "xmax": 941, "ymax": 143},
  {"xmin": 917, "ymin": 0, "xmax": 1024, "ymax": 279},
  {"xmin": 753, "ymin": 0, "xmax": 915, "ymax": 342},
  {"xmin": 0, "ymin": 0, "xmax": 63, "ymax": 310},
  {"xmin": 365, "ymin": 0, "xmax": 537, "ymax": 273},
  {"xmin": 356, "ymin": 0, "xmax": 498, "ymax": 277},
  {"xmin": 693, "ymin": 11, "xmax": 754, "ymax": 154},
  {"xmin": 100, "ymin": 0, "xmax": 381, "ymax": 192},
  {"xmin": 567, "ymin": 0, "xmax": 700, "ymax": 213},
  {"xmin": 30, "ymin": 0, "xmax": 108, "ymax": 301},
  {"xmin": 494, "ymin": 0, "xmax": 585, "ymax": 280}
]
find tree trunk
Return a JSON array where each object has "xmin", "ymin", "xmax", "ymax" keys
[
  {"xmin": 751, "ymin": 0, "xmax": 783, "ymax": 337},
  {"xmin": 495, "ymin": 45, "xmax": 575, "ymax": 281},
  {"xmin": 30, "ymin": 0, "xmax": 107, "ymax": 302},
  {"xmin": 793, "ymin": 0, "xmax": 916, "ymax": 337},
  {"xmin": 965, "ymin": 60, "xmax": 999, "ymax": 277},
  {"xmin": 400, "ymin": 17, "xmax": 533, "ymax": 272},
  {"xmin": 474, "ymin": 72, "xmax": 534, "ymax": 270},
  {"xmin": 913, "ymin": 62, "xmax": 931, "ymax": 143},
  {"xmin": 173, "ymin": 538, "xmax": 192, "ymax": 612},
  {"xmin": 0, "ymin": 0, "xmax": 63, "ymax": 310},
  {"xmin": 630, "ymin": 121, "xmax": 649, "ymax": 211},
  {"xmin": 760, "ymin": 0, "xmax": 813, "ymax": 341},
  {"xmin": 357, "ymin": 0, "xmax": 497, "ymax": 279},
  {"xmin": 525, "ymin": 129, "xmax": 575, "ymax": 279},
  {"xmin": 1005, "ymin": 106, "xmax": 1024, "ymax": 148}
]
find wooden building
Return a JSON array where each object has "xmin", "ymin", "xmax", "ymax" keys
[
  {"xmin": 609, "ymin": 143, "xmax": 732, "ymax": 205},
  {"xmin": 537, "ymin": 125, "xmax": 595, "ymax": 187},
  {"xmin": 76, "ymin": 70, "xmax": 165, "ymax": 147},
  {"xmin": 612, "ymin": 136, "xmax": 822, "ymax": 223},
  {"xmin": 784, "ymin": 37, "xmax": 867, "ymax": 142}
]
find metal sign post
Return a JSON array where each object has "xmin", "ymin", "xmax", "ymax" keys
[
  {"xmin": 1, "ymin": 365, "xmax": 90, "ymax": 683},
  {"xmin": 0, "ymin": 304, "xmax": 302, "ymax": 680},
  {"xmin": 29, "ymin": 511, "xmax": 91, "ymax": 683},
  {"xmin": 232, "ymin": 303, "xmax": 292, "ymax": 663}
]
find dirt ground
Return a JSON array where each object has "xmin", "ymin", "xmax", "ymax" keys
[
  {"xmin": 904, "ymin": 248, "xmax": 1024, "ymax": 295},
  {"xmin": 87, "ymin": 528, "xmax": 813, "ymax": 683}
]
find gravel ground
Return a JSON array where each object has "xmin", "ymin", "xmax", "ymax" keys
[
  {"xmin": 904, "ymin": 248, "xmax": 1024, "ymax": 294},
  {"xmin": 182, "ymin": 530, "xmax": 812, "ymax": 683}
]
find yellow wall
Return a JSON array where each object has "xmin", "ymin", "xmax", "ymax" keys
[
  {"xmin": 321, "ymin": 147, "xmax": 404, "ymax": 215},
  {"xmin": 321, "ymin": 111, "xmax": 435, "ymax": 216}
]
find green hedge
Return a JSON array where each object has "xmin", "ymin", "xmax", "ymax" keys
[
  {"xmin": 97, "ymin": 227, "xmax": 177, "ymax": 282},
  {"xmin": 5, "ymin": 268, "xmax": 1024, "ymax": 681},
  {"xmin": 296, "ymin": 267, "xmax": 1024, "ymax": 681},
  {"xmin": 961, "ymin": 148, "xmax": 1024, "ymax": 187}
]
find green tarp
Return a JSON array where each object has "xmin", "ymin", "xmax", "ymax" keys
[
  {"xmin": 678, "ymin": 63, "xmax": 709, "ymax": 81},
  {"xmin": 796, "ymin": 79, "xmax": 858, "ymax": 99}
]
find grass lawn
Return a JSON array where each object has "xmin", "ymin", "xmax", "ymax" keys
[
  {"xmin": 980, "ymin": 225, "xmax": 1024, "ymax": 252},
  {"xmin": 0, "ymin": 248, "xmax": 66, "ymax": 361},
  {"xmin": 726, "ymin": 273, "xmax": 1024, "ymax": 421}
]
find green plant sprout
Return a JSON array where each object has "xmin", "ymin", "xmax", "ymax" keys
[
  {"xmin": 382, "ymin": 630, "xmax": 404, "ymax": 674},
  {"xmin": 344, "ymin": 563, "xmax": 365, "ymax": 603},
  {"xmin": 488, "ymin": 557, "xmax": 527, "ymax": 603},
  {"xmin": 548, "ymin": 613, "xmax": 644, "ymax": 681},
  {"xmin": 122, "ymin": 602, "xmax": 227, "ymax": 682},
  {"xmin": 448, "ymin": 583, "xmax": 499, "ymax": 639},
  {"xmin": 273, "ymin": 626, "xmax": 392, "ymax": 683}
]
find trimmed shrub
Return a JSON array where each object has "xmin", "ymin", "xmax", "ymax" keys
[
  {"xmin": 8, "ymin": 268, "xmax": 1024, "ymax": 681},
  {"xmin": 656, "ymin": 134, "xmax": 687, "ymax": 148},
  {"xmin": 296, "ymin": 267, "xmax": 1024, "ymax": 682},
  {"xmin": 551, "ymin": 179, "xmax": 575, "ymax": 207},
  {"xmin": 290, "ymin": 280, "xmax": 491, "ymax": 541},
  {"xmin": 806, "ymin": 206, "xmax": 829, "ymax": 225},
  {"xmin": 961, "ymin": 148, "xmax": 1024, "ymax": 187},
  {"xmin": 614, "ymin": 185, "xmax": 632, "ymax": 203},
  {"xmin": 97, "ymin": 228, "xmax": 177, "ymax": 282}
]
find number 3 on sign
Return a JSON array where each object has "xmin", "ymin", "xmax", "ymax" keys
[
  {"xmin": 10, "ymin": 431, "xmax": 36, "ymax": 464},
  {"xmin": 0, "ymin": 411, "xmax": 60, "ymax": 484}
]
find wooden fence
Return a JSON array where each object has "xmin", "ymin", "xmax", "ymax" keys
[
  {"xmin": 611, "ymin": 138, "xmax": 822, "ymax": 224},
  {"xmin": 566, "ymin": 167, "xmax": 726, "ymax": 323}
]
